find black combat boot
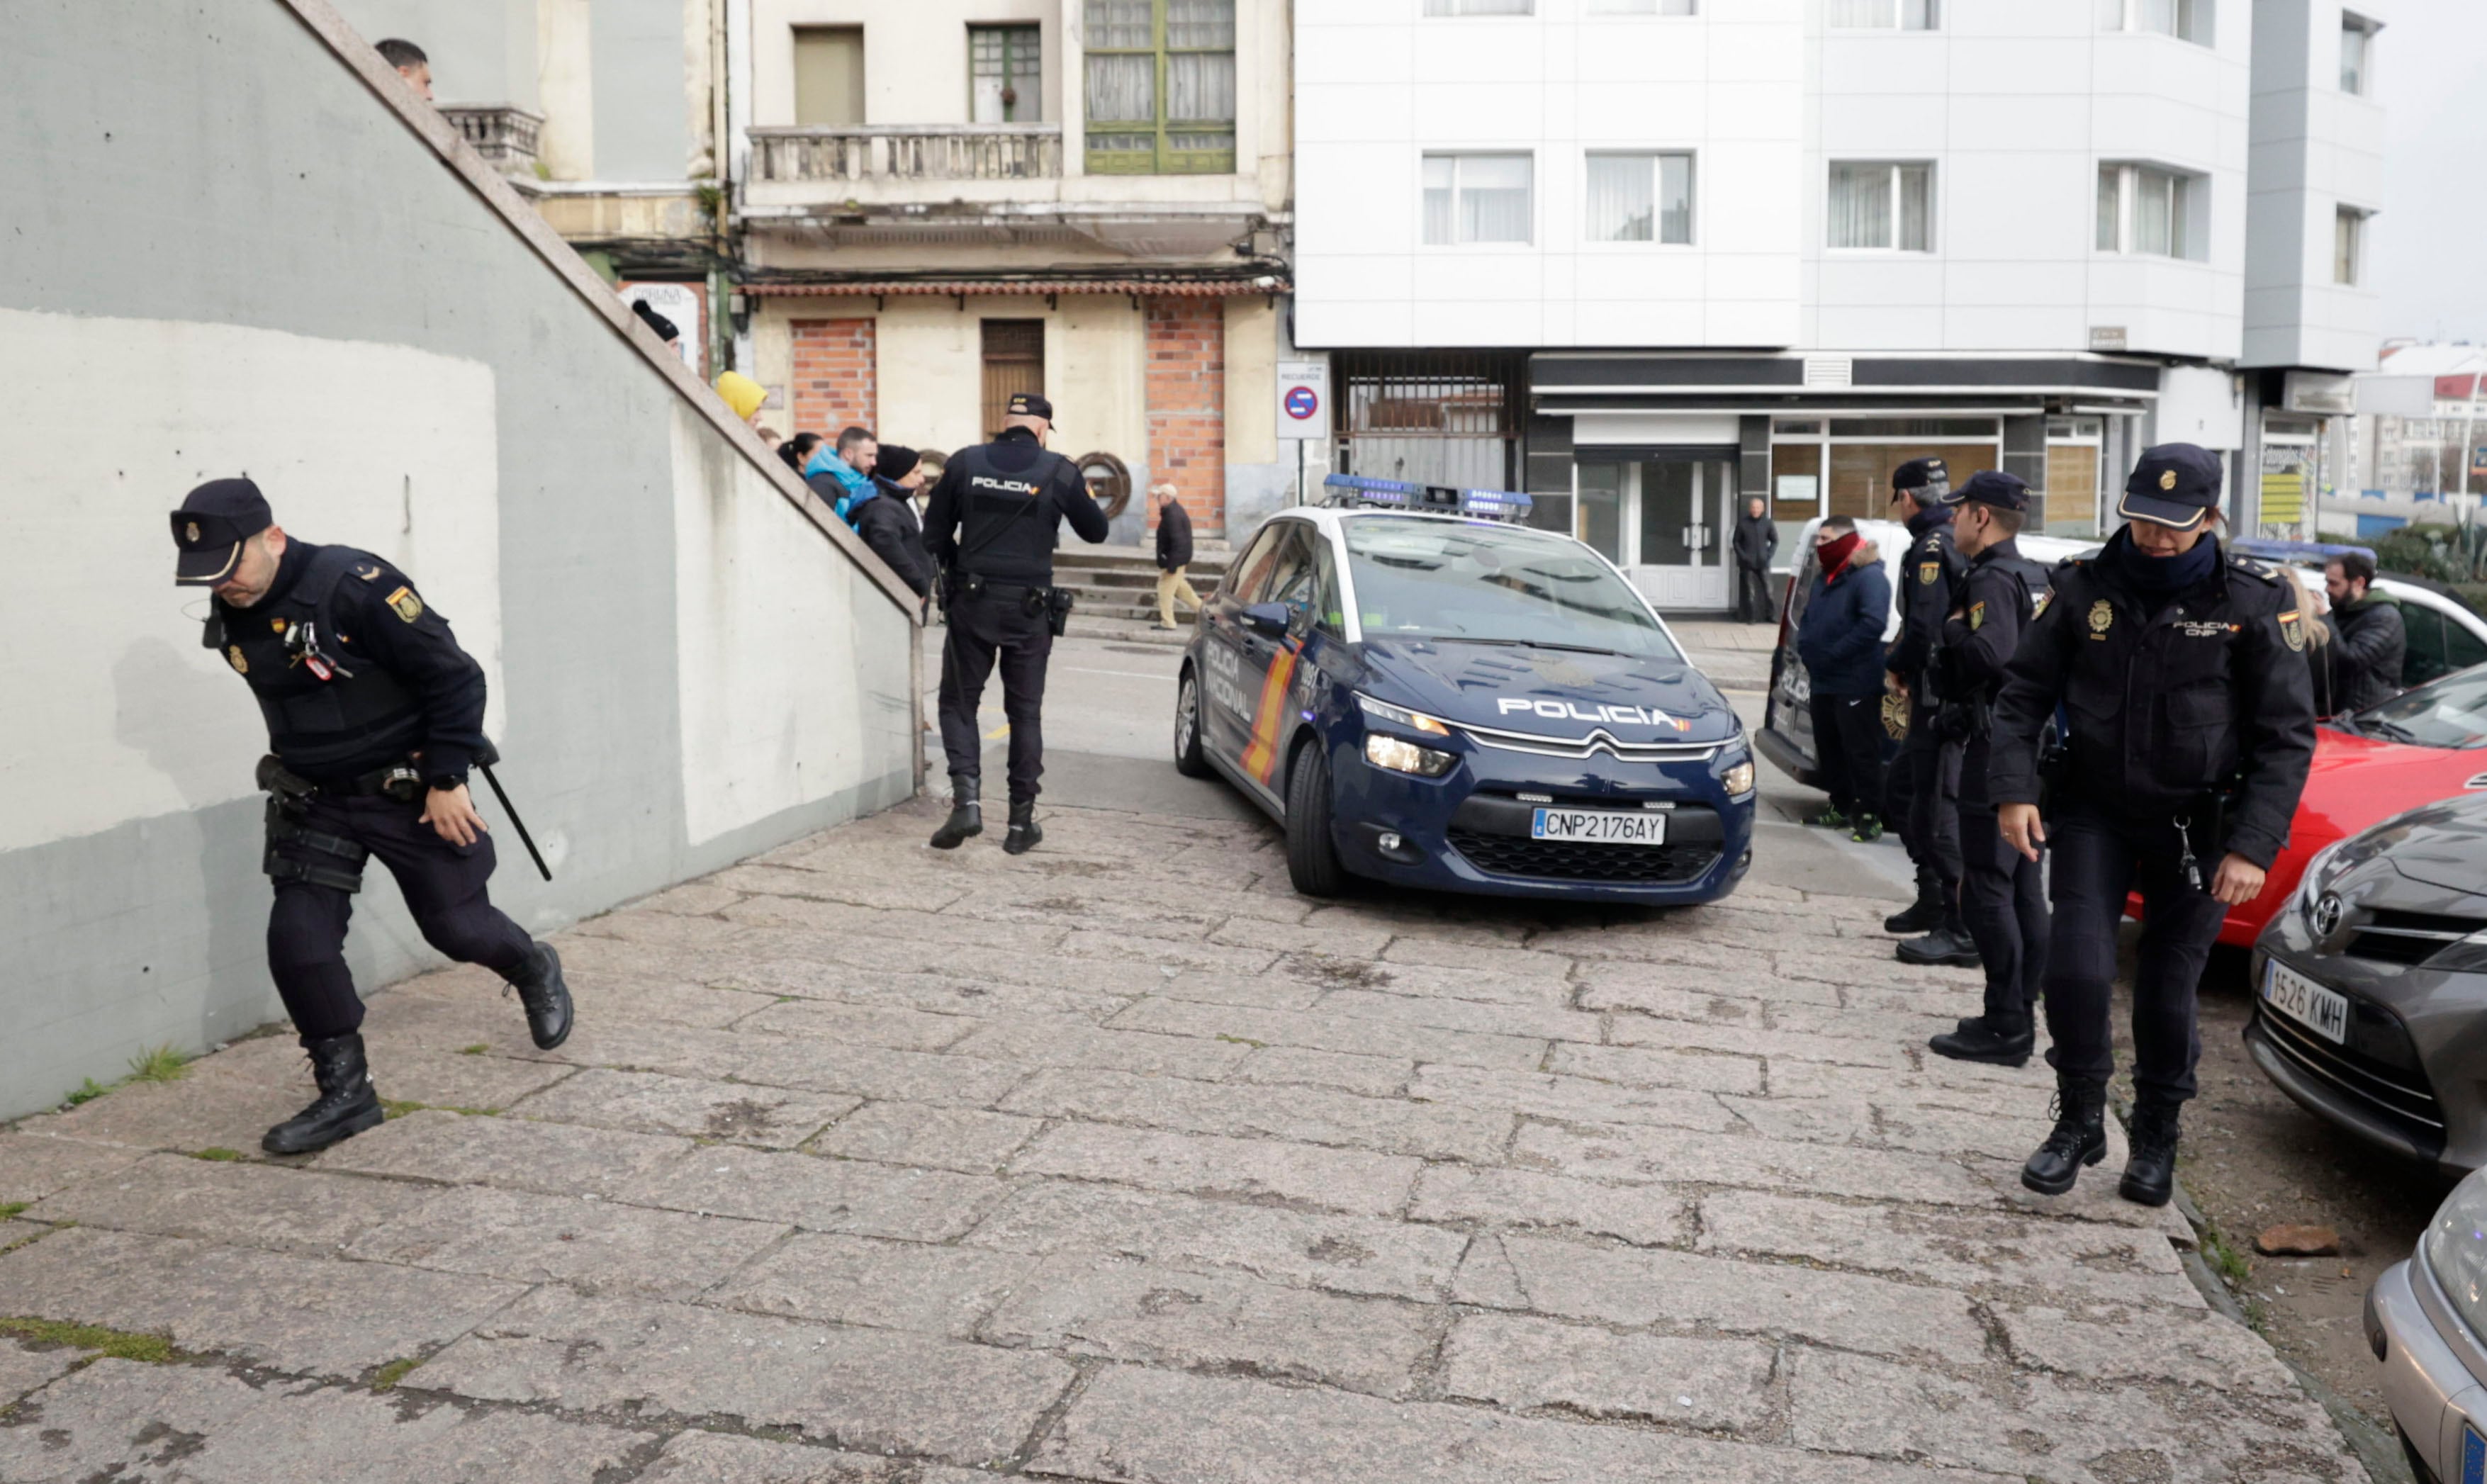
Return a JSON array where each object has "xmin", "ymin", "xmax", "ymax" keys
[
  {"xmin": 1884, "ymin": 873, "xmax": 1943, "ymax": 933},
  {"xmin": 503, "ymin": 940, "xmax": 573, "ymax": 1050},
  {"xmin": 2119, "ymin": 1101, "xmax": 2182, "ymax": 1207},
  {"xmin": 930, "ymin": 775, "xmax": 982, "ymax": 850},
  {"xmin": 1928, "ymin": 1016, "xmax": 2034, "ymax": 1067},
  {"xmin": 2019, "ymin": 1077, "xmax": 2109, "ymax": 1196},
  {"xmin": 1897, "ymin": 915, "xmax": 1982, "ymax": 968},
  {"xmin": 262, "ymin": 1033, "xmax": 385, "ymax": 1156},
  {"xmin": 1003, "ymin": 798, "xmax": 1043, "ymax": 856}
]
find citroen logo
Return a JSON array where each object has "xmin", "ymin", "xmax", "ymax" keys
[{"xmin": 2311, "ymin": 892, "xmax": 2346, "ymax": 940}]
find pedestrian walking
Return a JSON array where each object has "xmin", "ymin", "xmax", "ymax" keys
[
  {"xmin": 921, "ymin": 392, "xmax": 1109, "ymax": 854},
  {"xmin": 169, "ymin": 478, "xmax": 573, "ymax": 1156},
  {"xmin": 1880, "ymin": 457, "xmax": 1973, "ymax": 962},
  {"xmin": 1153, "ymin": 485, "xmax": 1201, "ymax": 630},
  {"xmin": 375, "ymin": 38, "xmax": 432, "ymax": 101},
  {"xmin": 1794, "ymin": 516, "xmax": 1894, "ymax": 841},
  {"xmin": 1731, "ymin": 495, "xmax": 1778, "ymax": 624},
  {"xmin": 855, "ymin": 444, "xmax": 936, "ymax": 598},
  {"xmin": 2323, "ymin": 551, "xmax": 2403, "ymax": 713},
  {"xmin": 1924, "ymin": 472, "xmax": 2055, "ymax": 1066},
  {"xmin": 1989, "ymin": 444, "xmax": 2315, "ymax": 1205}
]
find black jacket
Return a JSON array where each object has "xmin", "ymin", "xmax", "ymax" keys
[
  {"xmin": 1886, "ymin": 503, "xmax": 1965, "ymax": 704},
  {"xmin": 2327, "ymin": 594, "xmax": 2405, "ymax": 714},
  {"xmin": 1792, "ymin": 549, "xmax": 1894, "ymax": 699},
  {"xmin": 922, "ymin": 427, "xmax": 1109, "ymax": 586},
  {"xmin": 1731, "ymin": 510, "xmax": 1777, "ymax": 571},
  {"xmin": 1156, "ymin": 499, "xmax": 1194, "ymax": 571},
  {"xmin": 1936, "ymin": 538, "xmax": 2050, "ymax": 790},
  {"xmin": 1989, "ymin": 532, "xmax": 2316, "ymax": 868},
  {"xmin": 855, "ymin": 483, "xmax": 935, "ymax": 597}
]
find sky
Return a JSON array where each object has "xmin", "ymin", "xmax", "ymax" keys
[{"xmin": 2375, "ymin": 0, "xmax": 2487, "ymax": 345}]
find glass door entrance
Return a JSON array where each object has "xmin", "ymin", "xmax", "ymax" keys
[{"xmin": 1574, "ymin": 459, "xmax": 1735, "ymax": 611}]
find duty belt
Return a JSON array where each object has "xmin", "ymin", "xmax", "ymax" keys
[{"xmin": 257, "ymin": 754, "xmax": 425, "ymax": 803}]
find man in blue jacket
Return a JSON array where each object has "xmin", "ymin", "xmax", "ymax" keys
[{"xmin": 1795, "ymin": 516, "xmax": 1894, "ymax": 842}]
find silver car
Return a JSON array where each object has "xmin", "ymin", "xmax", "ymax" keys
[
  {"xmin": 2252, "ymin": 790, "xmax": 2487, "ymax": 1177},
  {"xmin": 2371, "ymin": 1167, "xmax": 2487, "ymax": 1483}
]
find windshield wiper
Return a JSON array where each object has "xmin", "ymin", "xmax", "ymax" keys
[
  {"xmin": 2365, "ymin": 718, "xmax": 2424, "ymax": 744},
  {"xmin": 1435, "ymin": 636, "xmax": 1626, "ymax": 656}
]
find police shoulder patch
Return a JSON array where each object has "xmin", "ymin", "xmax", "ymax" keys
[
  {"xmin": 2278, "ymin": 608, "xmax": 2307, "ymax": 652},
  {"xmin": 1918, "ymin": 562, "xmax": 1939, "ymax": 586},
  {"xmin": 385, "ymin": 585, "xmax": 425, "ymax": 623},
  {"xmin": 2032, "ymin": 590, "xmax": 2053, "ymax": 620},
  {"xmin": 1968, "ymin": 600, "xmax": 1987, "ymax": 631},
  {"xmin": 226, "ymin": 645, "xmax": 248, "ymax": 675}
]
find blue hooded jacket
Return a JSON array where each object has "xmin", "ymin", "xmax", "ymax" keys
[
  {"xmin": 1794, "ymin": 544, "xmax": 1894, "ymax": 699},
  {"xmin": 803, "ymin": 449, "xmax": 873, "ymax": 522}
]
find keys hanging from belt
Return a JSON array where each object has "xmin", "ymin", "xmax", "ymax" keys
[{"xmin": 285, "ymin": 620, "xmax": 355, "ymax": 682}]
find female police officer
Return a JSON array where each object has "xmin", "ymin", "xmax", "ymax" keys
[{"xmin": 1987, "ymin": 445, "xmax": 2314, "ymax": 1206}]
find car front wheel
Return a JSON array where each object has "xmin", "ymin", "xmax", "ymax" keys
[
  {"xmin": 1173, "ymin": 669, "xmax": 1213, "ymax": 778},
  {"xmin": 1284, "ymin": 740, "xmax": 1348, "ymax": 898}
]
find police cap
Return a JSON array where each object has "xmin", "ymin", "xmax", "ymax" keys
[
  {"xmin": 1953, "ymin": 470, "xmax": 2030, "ymax": 512},
  {"xmin": 1892, "ymin": 456, "xmax": 1948, "ymax": 495},
  {"xmin": 1006, "ymin": 391, "xmax": 1055, "ymax": 424},
  {"xmin": 2119, "ymin": 444, "xmax": 2223, "ymax": 530},
  {"xmin": 171, "ymin": 478, "xmax": 273, "ymax": 586}
]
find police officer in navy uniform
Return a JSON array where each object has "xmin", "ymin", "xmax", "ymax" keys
[
  {"xmin": 1882, "ymin": 456, "xmax": 1977, "ymax": 966},
  {"xmin": 921, "ymin": 393, "xmax": 1109, "ymax": 854},
  {"xmin": 172, "ymin": 479, "xmax": 572, "ymax": 1155},
  {"xmin": 1989, "ymin": 445, "xmax": 2315, "ymax": 1205},
  {"xmin": 1926, "ymin": 472, "xmax": 2054, "ymax": 1067}
]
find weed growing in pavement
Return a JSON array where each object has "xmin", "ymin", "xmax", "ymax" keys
[
  {"xmin": 190, "ymin": 1148, "xmax": 244, "ymax": 1162},
  {"xmin": 369, "ymin": 1356, "xmax": 422, "ymax": 1391},
  {"xmin": 0, "ymin": 1204, "xmax": 26, "ymax": 1221},
  {"xmin": 459, "ymin": 1044, "xmax": 490, "ymax": 1056},
  {"xmin": 62, "ymin": 1079, "xmax": 110, "ymax": 1108},
  {"xmin": 0, "ymin": 1317, "xmax": 174, "ymax": 1363},
  {"xmin": 381, "ymin": 1100, "xmax": 495, "ymax": 1119},
  {"xmin": 125, "ymin": 1045, "xmax": 190, "ymax": 1084}
]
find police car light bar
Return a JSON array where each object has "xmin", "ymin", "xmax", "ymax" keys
[{"xmin": 1323, "ymin": 474, "xmax": 1533, "ymax": 523}]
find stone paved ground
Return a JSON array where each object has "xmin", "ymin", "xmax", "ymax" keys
[{"xmin": 0, "ymin": 796, "xmax": 2363, "ymax": 1482}]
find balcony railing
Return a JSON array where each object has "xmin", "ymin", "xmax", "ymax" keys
[
  {"xmin": 748, "ymin": 125, "xmax": 1065, "ymax": 184},
  {"xmin": 440, "ymin": 106, "xmax": 544, "ymax": 175}
]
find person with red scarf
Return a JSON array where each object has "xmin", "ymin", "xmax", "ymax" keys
[{"xmin": 1794, "ymin": 516, "xmax": 1894, "ymax": 840}]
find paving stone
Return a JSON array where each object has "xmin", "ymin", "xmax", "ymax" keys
[
  {"xmin": 1033, "ymin": 1365, "xmax": 2015, "ymax": 1484},
  {"xmin": 948, "ymin": 1017, "xmax": 1252, "ymax": 1081},
  {"xmin": 724, "ymin": 895, "xmax": 1068, "ymax": 955},
  {"xmin": 1463, "ymin": 1232, "xmax": 1988, "ymax": 1361},
  {"xmin": 549, "ymin": 1022, "xmax": 1026, "ymax": 1109},
  {"xmin": 1408, "ymin": 1166, "xmax": 1694, "ymax": 1247},
  {"xmin": 1438, "ymin": 1312, "xmax": 1776, "ymax": 1433},
  {"xmin": 638, "ymin": 1430, "xmax": 909, "ymax": 1482},
  {"xmin": 1534, "ymin": 929, "xmax": 1762, "ymax": 973},
  {"xmin": 315, "ymin": 1109, "xmax": 689, "ymax": 1198},
  {"xmin": 1272, "ymin": 954, "xmax": 1571, "ymax": 1008},
  {"xmin": 357, "ymin": 989, "xmax": 534, "ymax": 1055},
  {"xmin": 810, "ymin": 1102, "xmax": 1043, "ymax": 1173},
  {"xmin": 1787, "ymin": 1348, "xmax": 2357, "ymax": 1484},
  {"xmin": 510, "ymin": 1068, "xmax": 860, "ymax": 1148},
  {"xmin": 717, "ymin": 960, "xmax": 1135, "ymax": 1021},
  {"xmin": 729, "ymin": 935, "xmax": 1185, "ymax": 1003},
  {"xmin": 1000, "ymin": 1069, "xmax": 1510, "ymax": 1163},
  {"xmin": 622, "ymin": 1147, "xmax": 1011, "ymax": 1241},
  {"xmin": 1314, "ymin": 988, "xmax": 1605, "ymax": 1045},
  {"xmin": 1606, "ymin": 1013, "xmax": 1912, "ymax": 1068},
  {"xmin": 1410, "ymin": 1065, "xmax": 1734, "ymax": 1132},
  {"xmin": 16, "ymin": 1070, "xmax": 308, "ymax": 1157},
  {"xmin": 963, "ymin": 1181, "xmax": 1465, "ymax": 1302},
  {"xmin": 1204, "ymin": 916, "xmax": 1396, "ymax": 960},
  {"xmin": 1543, "ymin": 1041, "xmax": 1764, "ymax": 1096},
  {"xmin": 984, "ymin": 1252, "xmax": 1435, "ymax": 1395},
  {"xmin": 708, "ymin": 1232, "xmax": 1037, "ymax": 1336},
  {"xmin": 25, "ymin": 1152, "xmax": 433, "ymax": 1256},
  {"xmin": 207, "ymin": 1035, "xmax": 573, "ymax": 1114},
  {"xmin": 1228, "ymin": 1045, "xmax": 1412, "ymax": 1098},
  {"xmin": 1962, "ymin": 1152, "xmax": 2189, "ymax": 1232},
  {"xmin": 1009, "ymin": 1123, "xmax": 1421, "ymax": 1218},
  {"xmin": 0, "ymin": 1132, "xmax": 145, "ymax": 1205},
  {"xmin": 0, "ymin": 1227, "xmax": 524, "ymax": 1376},
  {"xmin": 1059, "ymin": 928, "xmax": 1281, "ymax": 977},
  {"xmin": 639, "ymin": 881, "xmax": 748, "ymax": 916},
  {"xmin": 736, "ymin": 998, "xmax": 988, "ymax": 1052},
  {"xmin": 1379, "ymin": 937, "xmax": 1576, "ymax": 988},
  {"xmin": 343, "ymin": 1184, "xmax": 789, "ymax": 1301},
  {"xmin": 1514, "ymin": 1120, "xmax": 1998, "ymax": 1206},
  {"xmin": 576, "ymin": 909, "xmax": 752, "ymax": 949},
  {"xmin": 1997, "ymin": 1303, "xmax": 2299, "ymax": 1393},
  {"xmin": 0, "ymin": 1334, "xmax": 76, "ymax": 1405},
  {"xmin": 1106, "ymin": 997, "xmax": 1547, "ymax": 1071},
  {"xmin": 1152, "ymin": 972, "xmax": 1327, "ymax": 1012},
  {"xmin": 710, "ymin": 861, "xmax": 969, "ymax": 914},
  {"xmin": 420, "ymin": 1285, "xmax": 1074, "ymax": 1467}
]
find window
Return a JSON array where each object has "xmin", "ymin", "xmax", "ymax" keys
[
  {"xmin": 1422, "ymin": 154, "xmax": 1533, "ymax": 245},
  {"xmin": 979, "ymin": 320, "xmax": 1045, "ymax": 438},
  {"xmin": 1588, "ymin": 0, "xmax": 1696, "ymax": 13},
  {"xmin": 2102, "ymin": 0, "xmax": 2212, "ymax": 45},
  {"xmin": 969, "ymin": 26, "xmax": 1041, "ymax": 123},
  {"xmin": 1827, "ymin": 162, "xmax": 1931, "ymax": 251},
  {"xmin": 2096, "ymin": 164, "xmax": 2198, "ymax": 258},
  {"xmin": 2335, "ymin": 207, "xmax": 2367, "ymax": 285},
  {"xmin": 1586, "ymin": 152, "xmax": 1692, "ymax": 244},
  {"xmin": 1828, "ymin": 0, "xmax": 1938, "ymax": 28},
  {"xmin": 792, "ymin": 27, "xmax": 865, "ymax": 126},
  {"xmin": 1423, "ymin": 0, "xmax": 1532, "ymax": 13},
  {"xmin": 2340, "ymin": 14, "xmax": 2375, "ymax": 94},
  {"xmin": 1084, "ymin": 1, "xmax": 1235, "ymax": 175}
]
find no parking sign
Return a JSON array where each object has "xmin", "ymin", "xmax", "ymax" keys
[{"xmin": 1276, "ymin": 361, "xmax": 1330, "ymax": 442}]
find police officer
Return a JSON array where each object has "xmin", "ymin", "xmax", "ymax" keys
[
  {"xmin": 1882, "ymin": 457, "xmax": 1976, "ymax": 966},
  {"xmin": 921, "ymin": 393, "xmax": 1109, "ymax": 854},
  {"xmin": 1989, "ymin": 446, "xmax": 2315, "ymax": 1205},
  {"xmin": 1925, "ymin": 472, "xmax": 2053, "ymax": 1067},
  {"xmin": 172, "ymin": 479, "xmax": 573, "ymax": 1156}
]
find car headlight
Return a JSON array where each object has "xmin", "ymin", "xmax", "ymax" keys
[
  {"xmin": 2425, "ymin": 1168, "xmax": 2487, "ymax": 1344},
  {"xmin": 1356, "ymin": 694, "xmax": 1453, "ymax": 737},
  {"xmin": 1721, "ymin": 760, "xmax": 1756, "ymax": 797},
  {"xmin": 1365, "ymin": 734, "xmax": 1457, "ymax": 777}
]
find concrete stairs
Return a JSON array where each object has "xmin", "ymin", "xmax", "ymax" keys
[{"xmin": 1054, "ymin": 546, "xmax": 1233, "ymax": 633}]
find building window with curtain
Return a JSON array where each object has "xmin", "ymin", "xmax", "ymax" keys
[
  {"xmin": 1585, "ymin": 152, "xmax": 1692, "ymax": 244},
  {"xmin": 1423, "ymin": 0, "xmax": 1534, "ymax": 13},
  {"xmin": 1827, "ymin": 0, "xmax": 1938, "ymax": 28},
  {"xmin": 980, "ymin": 320, "xmax": 1046, "ymax": 437},
  {"xmin": 2340, "ymin": 13, "xmax": 2374, "ymax": 94},
  {"xmin": 2335, "ymin": 207, "xmax": 2367, "ymax": 285},
  {"xmin": 969, "ymin": 26, "xmax": 1041, "ymax": 123},
  {"xmin": 1084, "ymin": 1, "xmax": 1235, "ymax": 175},
  {"xmin": 2096, "ymin": 162, "xmax": 2200, "ymax": 259},
  {"xmin": 1422, "ymin": 154, "xmax": 1534, "ymax": 245},
  {"xmin": 1826, "ymin": 162, "xmax": 1931, "ymax": 252},
  {"xmin": 2101, "ymin": 0, "xmax": 2213, "ymax": 46}
]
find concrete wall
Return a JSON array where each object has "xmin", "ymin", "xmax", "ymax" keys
[
  {"xmin": 2241, "ymin": 0, "xmax": 2385, "ymax": 371},
  {"xmin": 0, "ymin": 0, "xmax": 917, "ymax": 1118}
]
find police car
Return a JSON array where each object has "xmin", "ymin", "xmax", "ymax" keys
[{"xmin": 1174, "ymin": 476, "xmax": 1758, "ymax": 902}]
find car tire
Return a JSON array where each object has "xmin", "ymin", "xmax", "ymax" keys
[
  {"xmin": 1284, "ymin": 739, "xmax": 1349, "ymax": 899},
  {"xmin": 1174, "ymin": 668, "xmax": 1213, "ymax": 779}
]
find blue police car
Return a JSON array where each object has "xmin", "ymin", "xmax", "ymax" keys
[{"xmin": 1173, "ymin": 476, "xmax": 1758, "ymax": 902}]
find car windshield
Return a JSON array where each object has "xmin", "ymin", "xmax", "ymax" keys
[
  {"xmin": 2352, "ymin": 665, "xmax": 2487, "ymax": 749},
  {"xmin": 1342, "ymin": 517, "xmax": 1680, "ymax": 661}
]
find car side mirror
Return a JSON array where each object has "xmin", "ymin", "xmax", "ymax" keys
[{"xmin": 1242, "ymin": 602, "xmax": 1291, "ymax": 639}]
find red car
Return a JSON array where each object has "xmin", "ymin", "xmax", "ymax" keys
[{"xmin": 2130, "ymin": 664, "xmax": 2487, "ymax": 946}]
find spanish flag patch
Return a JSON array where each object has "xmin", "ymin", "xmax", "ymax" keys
[{"xmin": 386, "ymin": 586, "xmax": 425, "ymax": 623}]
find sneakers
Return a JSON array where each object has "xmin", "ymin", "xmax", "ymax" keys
[
  {"xmin": 1800, "ymin": 804, "xmax": 1849, "ymax": 830},
  {"xmin": 1848, "ymin": 813, "xmax": 1885, "ymax": 843},
  {"xmin": 261, "ymin": 1033, "xmax": 384, "ymax": 1156},
  {"xmin": 2019, "ymin": 1078, "xmax": 2109, "ymax": 1196},
  {"xmin": 504, "ymin": 941, "xmax": 573, "ymax": 1051},
  {"xmin": 2120, "ymin": 1102, "xmax": 2182, "ymax": 1207},
  {"xmin": 1928, "ymin": 1016, "xmax": 2035, "ymax": 1067},
  {"xmin": 1003, "ymin": 798, "xmax": 1043, "ymax": 856},
  {"xmin": 1897, "ymin": 923, "xmax": 1982, "ymax": 969}
]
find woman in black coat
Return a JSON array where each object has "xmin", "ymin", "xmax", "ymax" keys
[{"xmin": 858, "ymin": 445, "xmax": 936, "ymax": 598}]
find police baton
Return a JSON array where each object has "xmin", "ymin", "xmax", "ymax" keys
[{"xmin": 477, "ymin": 763, "xmax": 554, "ymax": 882}]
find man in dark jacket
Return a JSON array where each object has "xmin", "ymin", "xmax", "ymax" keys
[
  {"xmin": 1154, "ymin": 486, "xmax": 1200, "ymax": 630},
  {"xmin": 1731, "ymin": 496, "xmax": 1778, "ymax": 624},
  {"xmin": 856, "ymin": 445, "xmax": 935, "ymax": 598},
  {"xmin": 2324, "ymin": 552, "xmax": 2404, "ymax": 713},
  {"xmin": 1793, "ymin": 517, "xmax": 1894, "ymax": 841}
]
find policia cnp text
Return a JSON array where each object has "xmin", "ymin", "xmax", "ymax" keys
[
  {"xmin": 172, "ymin": 479, "xmax": 573, "ymax": 1156},
  {"xmin": 921, "ymin": 392, "xmax": 1109, "ymax": 854},
  {"xmin": 1988, "ymin": 444, "xmax": 2315, "ymax": 1207}
]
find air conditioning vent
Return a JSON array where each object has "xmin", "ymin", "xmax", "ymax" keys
[{"xmin": 1803, "ymin": 356, "xmax": 1853, "ymax": 389}]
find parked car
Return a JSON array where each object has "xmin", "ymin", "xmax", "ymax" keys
[
  {"xmin": 2250, "ymin": 788, "xmax": 2487, "ymax": 1177},
  {"xmin": 2368, "ymin": 1164, "xmax": 2487, "ymax": 1482}
]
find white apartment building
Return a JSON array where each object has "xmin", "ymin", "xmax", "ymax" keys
[{"xmin": 1296, "ymin": 0, "xmax": 2385, "ymax": 610}]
